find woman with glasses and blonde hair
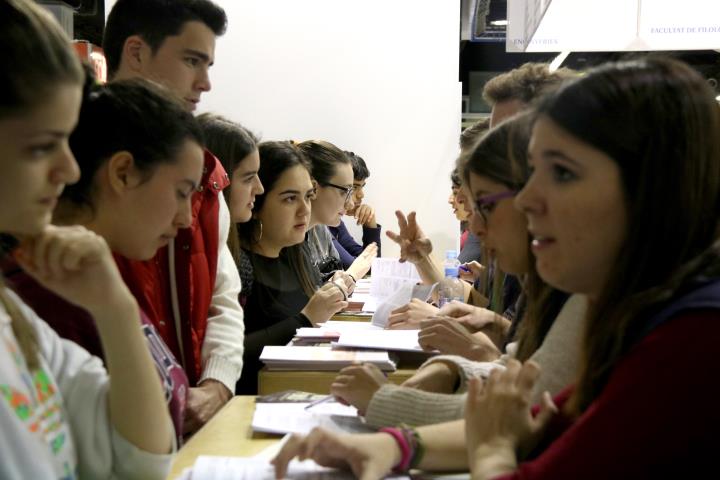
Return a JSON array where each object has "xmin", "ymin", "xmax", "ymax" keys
[
  {"xmin": 325, "ymin": 113, "xmax": 585, "ymax": 430},
  {"xmin": 297, "ymin": 140, "xmax": 378, "ymax": 289},
  {"xmin": 329, "ymin": 150, "xmax": 383, "ymax": 269}
]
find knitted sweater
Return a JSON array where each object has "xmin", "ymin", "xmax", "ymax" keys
[{"xmin": 364, "ymin": 294, "xmax": 587, "ymax": 427}]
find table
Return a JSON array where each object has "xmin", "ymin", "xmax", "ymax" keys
[
  {"xmin": 257, "ymin": 367, "xmax": 416, "ymax": 395},
  {"xmin": 167, "ymin": 396, "xmax": 279, "ymax": 479},
  {"xmin": 168, "ymin": 396, "xmax": 470, "ymax": 480},
  {"xmin": 330, "ymin": 311, "xmax": 374, "ymax": 322}
]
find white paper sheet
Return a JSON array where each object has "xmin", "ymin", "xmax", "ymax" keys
[
  {"xmin": 188, "ymin": 456, "xmax": 359, "ymax": 480},
  {"xmin": 371, "ymin": 283, "xmax": 434, "ymax": 328},
  {"xmin": 260, "ymin": 346, "xmax": 396, "ymax": 371},
  {"xmin": 369, "ymin": 258, "xmax": 422, "ymax": 300},
  {"xmin": 320, "ymin": 321, "xmax": 383, "ymax": 331},
  {"xmin": 251, "ymin": 402, "xmax": 372, "ymax": 436},
  {"xmin": 182, "ymin": 455, "xmax": 465, "ymax": 480},
  {"xmin": 334, "ymin": 329, "xmax": 427, "ymax": 353}
]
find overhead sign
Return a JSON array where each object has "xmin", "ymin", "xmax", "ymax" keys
[
  {"xmin": 506, "ymin": 0, "xmax": 554, "ymax": 52},
  {"xmin": 507, "ymin": 0, "xmax": 720, "ymax": 52}
]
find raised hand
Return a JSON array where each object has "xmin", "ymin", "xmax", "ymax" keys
[
  {"xmin": 385, "ymin": 211, "xmax": 433, "ymax": 264},
  {"xmin": 347, "ymin": 242, "xmax": 378, "ymax": 280},
  {"xmin": 354, "ymin": 204, "xmax": 377, "ymax": 228},
  {"xmin": 465, "ymin": 360, "xmax": 557, "ymax": 478}
]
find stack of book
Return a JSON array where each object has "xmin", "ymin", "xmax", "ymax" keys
[{"xmin": 259, "ymin": 345, "xmax": 397, "ymax": 371}]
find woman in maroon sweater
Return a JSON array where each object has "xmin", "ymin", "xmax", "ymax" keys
[{"xmin": 271, "ymin": 58, "xmax": 720, "ymax": 479}]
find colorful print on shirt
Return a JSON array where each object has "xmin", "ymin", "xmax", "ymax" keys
[
  {"xmin": 142, "ymin": 322, "xmax": 189, "ymax": 444},
  {"xmin": 1, "ymin": 324, "xmax": 77, "ymax": 479}
]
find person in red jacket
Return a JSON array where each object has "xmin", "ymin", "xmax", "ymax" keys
[
  {"xmin": 271, "ymin": 57, "xmax": 720, "ymax": 479},
  {"xmin": 103, "ymin": 0, "xmax": 243, "ymax": 434}
]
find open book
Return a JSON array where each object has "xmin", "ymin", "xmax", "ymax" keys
[
  {"xmin": 252, "ymin": 400, "xmax": 372, "ymax": 436},
  {"xmin": 342, "ymin": 259, "xmax": 423, "ymax": 313}
]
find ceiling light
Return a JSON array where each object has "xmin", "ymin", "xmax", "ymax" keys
[{"xmin": 490, "ymin": 19, "xmax": 508, "ymax": 26}]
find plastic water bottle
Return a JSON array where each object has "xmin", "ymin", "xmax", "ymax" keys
[{"xmin": 437, "ymin": 250, "xmax": 464, "ymax": 307}]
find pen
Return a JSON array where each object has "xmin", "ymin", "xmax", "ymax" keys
[{"xmin": 304, "ymin": 394, "xmax": 335, "ymax": 411}]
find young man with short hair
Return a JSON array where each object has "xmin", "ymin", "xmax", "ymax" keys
[
  {"xmin": 103, "ymin": 0, "xmax": 243, "ymax": 435},
  {"xmin": 482, "ymin": 62, "xmax": 577, "ymax": 127}
]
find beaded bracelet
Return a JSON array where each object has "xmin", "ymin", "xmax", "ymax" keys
[{"xmin": 407, "ymin": 427, "xmax": 425, "ymax": 469}]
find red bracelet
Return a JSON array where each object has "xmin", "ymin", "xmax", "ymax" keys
[{"xmin": 379, "ymin": 427, "xmax": 412, "ymax": 473}]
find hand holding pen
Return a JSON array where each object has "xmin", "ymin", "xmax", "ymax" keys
[{"xmin": 459, "ymin": 260, "xmax": 485, "ymax": 283}]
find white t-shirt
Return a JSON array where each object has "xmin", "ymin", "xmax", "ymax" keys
[{"xmin": 0, "ymin": 288, "xmax": 173, "ymax": 479}]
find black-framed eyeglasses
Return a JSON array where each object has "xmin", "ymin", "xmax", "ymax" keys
[
  {"xmin": 473, "ymin": 190, "xmax": 516, "ymax": 224},
  {"xmin": 323, "ymin": 182, "xmax": 355, "ymax": 202}
]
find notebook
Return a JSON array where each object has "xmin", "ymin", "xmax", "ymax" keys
[{"xmin": 259, "ymin": 346, "xmax": 396, "ymax": 371}]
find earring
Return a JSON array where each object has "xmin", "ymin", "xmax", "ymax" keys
[{"xmin": 255, "ymin": 219, "xmax": 263, "ymax": 242}]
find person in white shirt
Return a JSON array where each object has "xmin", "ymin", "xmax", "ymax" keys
[{"xmin": 0, "ymin": 1, "xmax": 174, "ymax": 477}]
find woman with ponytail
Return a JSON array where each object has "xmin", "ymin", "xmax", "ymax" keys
[
  {"xmin": 0, "ymin": 1, "xmax": 174, "ymax": 477},
  {"xmin": 5, "ymin": 78, "xmax": 205, "ymax": 443}
]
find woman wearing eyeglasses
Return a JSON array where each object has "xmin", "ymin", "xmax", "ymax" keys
[
  {"xmin": 326, "ymin": 113, "xmax": 585, "ymax": 429},
  {"xmin": 275, "ymin": 57, "xmax": 720, "ymax": 480},
  {"xmin": 328, "ymin": 151, "xmax": 383, "ymax": 270},
  {"xmin": 297, "ymin": 140, "xmax": 378, "ymax": 288}
]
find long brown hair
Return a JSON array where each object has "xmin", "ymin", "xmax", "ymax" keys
[
  {"xmin": 460, "ymin": 112, "xmax": 568, "ymax": 361},
  {"xmin": 0, "ymin": 0, "xmax": 84, "ymax": 370},
  {"xmin": 198, "ymin": 114, "xmax": 259, "ymax": 264},
  {"xmin": 296, "ymin": 140, "xmax": 350, "ymax": 187},
  {"xmin": 536, "ymin": 57, "xmax": 720, "ymax": 413},
  {"xmin": 237, "ymin": 141, "xmax": 317, "ymax": 298}
]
